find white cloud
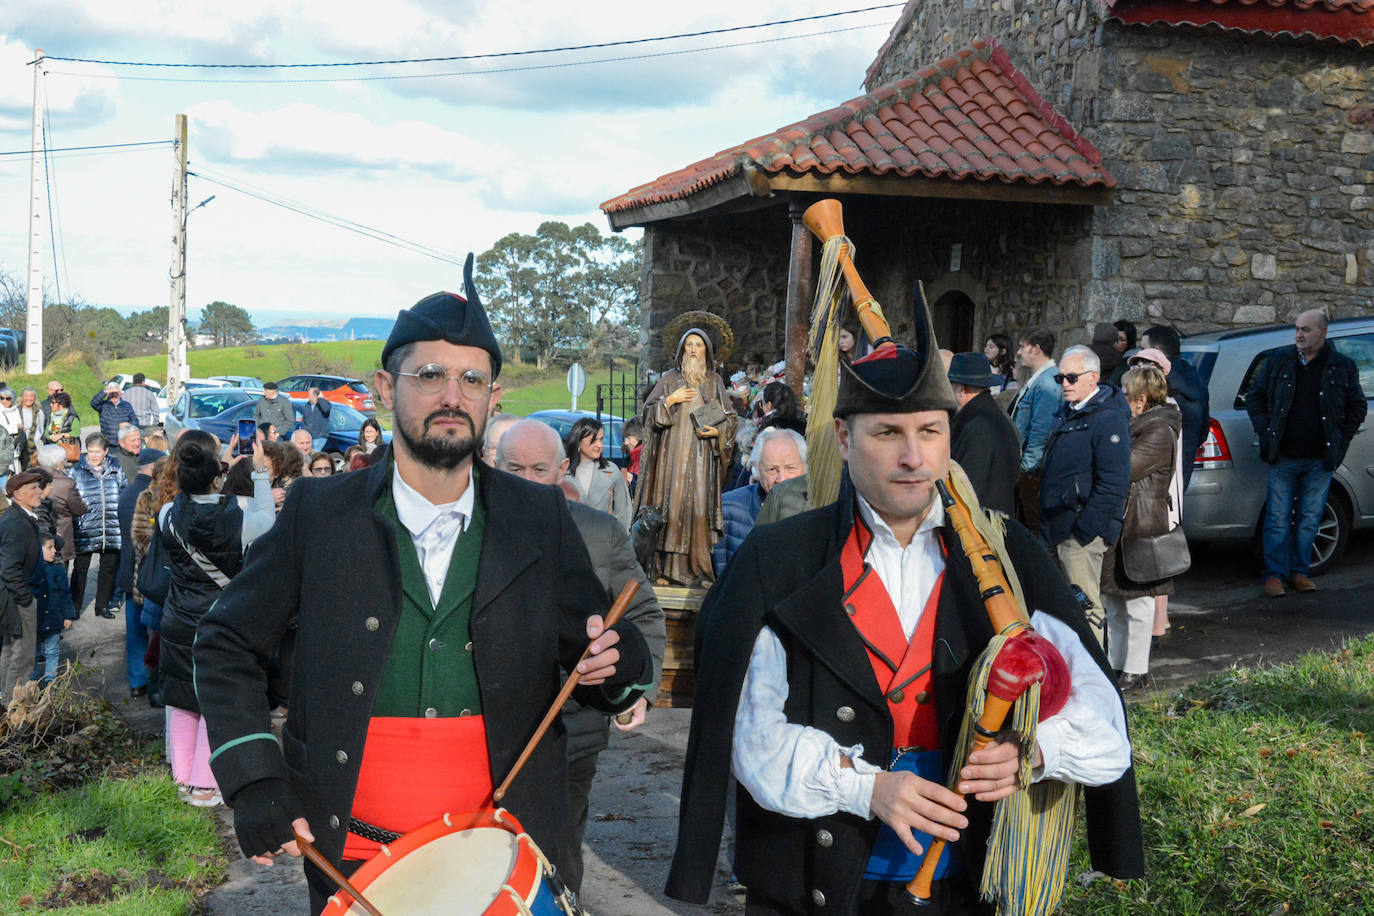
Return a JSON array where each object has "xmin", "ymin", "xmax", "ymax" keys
[{"xmin": 0, "ymin": 37, "xmax": 119, "ymax": 132}]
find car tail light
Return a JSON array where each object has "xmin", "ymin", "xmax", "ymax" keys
[{"xmin": 1195, "ymin": 418, "xmax": 1232, "ymax": 468}]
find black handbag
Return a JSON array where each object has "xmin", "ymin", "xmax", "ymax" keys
[
  {"xmin": 1121, "ymin": 524, "xmax": 1191, "ymax": 583},
  {"xmin": 136, "ymin": 530, "xmax": 172, "ymax": 606}
]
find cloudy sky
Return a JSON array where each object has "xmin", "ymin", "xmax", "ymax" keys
[{"xmin": 0, "ymin": 1, "xmax": 899, "ymax": 322}]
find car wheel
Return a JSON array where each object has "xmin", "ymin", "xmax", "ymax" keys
[{"xmin": 1307, "ymin": 493, "xmax": 1351, "ymax": 577}]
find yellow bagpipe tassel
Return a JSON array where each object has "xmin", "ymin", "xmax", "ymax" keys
[
  {"xmin": 803, "ymin": 234, "xmax": 851, "ymax": 510},
  {"xmin": 948, "ymin": 637, "xmax": 1077, "ymax": 916}
]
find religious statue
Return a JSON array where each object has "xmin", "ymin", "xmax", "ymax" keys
[{"xmin": 633, "ymin": 327, "xmax": 737, "ymax": 587}]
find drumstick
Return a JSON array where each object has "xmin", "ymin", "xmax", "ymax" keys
[
  {"xmin": 493, "ymin": 580, "xmax": 639, "ymax": 803},
  {"xmin": 294, "ymin": 830, "xmax": 387, "ymax": 916}
]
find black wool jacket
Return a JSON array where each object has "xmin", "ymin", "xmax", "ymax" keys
[
  {"xmin": 950, "ymin": 390, "xmax": 1022, "ymax": 517},
  {"xmin": 193, "ymin": 456, "xmax": 653, "ymax": 868},
  {"xmin": 666, "ymin": 477, "xmax": 1144, "ymax": 912}
]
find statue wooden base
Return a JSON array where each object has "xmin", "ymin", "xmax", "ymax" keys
[{"xmin": 652, "ymin": 584, "xmax": 707, "ymax": 709}]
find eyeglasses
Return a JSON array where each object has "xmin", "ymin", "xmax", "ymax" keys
[
  {"xmin": 1053, "ymin": 371, "xmax": 1094, "ymax": 385},
  {"xmin": 393, "ymin": 364, "xmax": 492, "ymax": 399},
  {"xmin": 1128, "ymin": 358, "xmax": 1163, "ymax": 370},
  {"xmin": 310, "ymin": 464, "xmax": 333, "ymax": 475}
]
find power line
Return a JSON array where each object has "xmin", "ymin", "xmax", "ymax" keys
[
  {"xmin": 40, "ymin": 5, "xmax": 902, "ymax": 68},
  {"xmin": 0, "ymin": 139, "xmax": 173, "ymax": 157},
  {"xmin": 44, "ymin": 101, "xmax": 74, "ymax": 301},
  {"xmin": 186, "ymin": 166, "xmax": 470, "ymax": 268},
  {"xmin": 47, "ymin": 22, "xmax": 887, "ymax": 85}
]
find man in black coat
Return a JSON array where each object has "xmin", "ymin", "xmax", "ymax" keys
[
  {"xmin": 0, "ymin": 472, "xmax": 44, "ymax": 701},
  {"xmin": 116, "ymin": 448, "xmax": 163, "ymax": 699},
  {"xmin": 194, "ymin": 257, "xmax": 652, "ymax": 912},
  {"xmin": 947, "ymin": 353, "xmax": 1021, "ymax": 516},
  {"xmin": 668, "ymin": 310, "xmax": 1142, "ymax": 914},
  {"xmin": 495, "ymin": 418, "xmax": 666, "ymax": 896},
  {"xmin": 1243, "ymin": 309, "xmax": 1366, "ymax": 596},
  {"xmin": 1140, "ymin": 325, "xmax": 1209, "ymax": 490}
]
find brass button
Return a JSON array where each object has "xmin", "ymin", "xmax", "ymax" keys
[
  {"xmin": 836, "ymin": 706, "xmax": 855, "ymax": 723},
  {"xmin": 812, "ymin": 889, "xmax": 826, "ymax": 907},
  {"xmin": 425, "ymin": 707, "xmax": 438, "ymax": 718},
  {"xmin": 329, "ymin": 815, "xmax": 340, "ymax": 829},
  {"xmin": 844, "ymin": 603, "xmax": 856, "ymax": 616},
  {"xmin": 429, "ymin": 638, "xmax": 443, "ymax": 651},
  {"xmin": 351, "ymin": 681, "xmax": 364, "ymax": 696},
  {"xmin": 364, "ymin": 616, "xmax": 379, "ymax": 631},
  {"xmin": 464, "ymin": 641, "xmax": 474, "ymax": 652},
  {"xmin": 335, "ymin": 750, "xmax": 348, "ymax": 764},
  {"xmin": 889, "ymin": 689, "xmax": 905, "ymax": 703},
  {"xmin": 916, "ymin": 690, "xmax": 931, "ymax": 705},
  {"xmin": 815, "ymin": 829, "xmax": 833, "ymax": 848}
]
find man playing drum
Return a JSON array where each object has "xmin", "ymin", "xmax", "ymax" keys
[
  {"xmin": 666, "ymin": 298, "xmax": 1144, "ymax": 914},
  {"xmin": 194, "ymin": 255, "xmax": 654, "ymax": 911}
]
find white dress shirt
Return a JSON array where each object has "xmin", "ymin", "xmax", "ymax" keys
[
  {"xmin": 732, "ymin": 497, "xmax": 1131, "ymax": 822},
  {"xmin": 391, "ymin": 464, "xmax": 475, "ymax": 606}
]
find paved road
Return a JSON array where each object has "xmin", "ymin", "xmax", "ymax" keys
[{"xmin": 60, "ymin": 533, "xmax": 1374, "ymax": 915}]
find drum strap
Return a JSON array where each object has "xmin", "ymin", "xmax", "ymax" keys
[{"xmin": 348, "ymin": 817, "xmax": 401, "ymax": 845}]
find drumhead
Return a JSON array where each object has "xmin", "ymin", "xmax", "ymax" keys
[{"xmin": 343, "ymin": 826, "xmax": 516, "ymax": 915}]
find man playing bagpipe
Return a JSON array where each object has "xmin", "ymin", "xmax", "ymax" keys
[{"xmin": 666, "ymin": 202, "xmax": 1144, "ymax": 916}]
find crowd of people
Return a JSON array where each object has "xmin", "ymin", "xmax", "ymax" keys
[{"xmin": 0, "ymin": 275, "xmax": 1362, "ymax": 915}]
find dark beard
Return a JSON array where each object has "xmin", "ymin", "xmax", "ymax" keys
[{"xmin": 395, "ymin": 405, "xmax": 483, "ymax": 471}]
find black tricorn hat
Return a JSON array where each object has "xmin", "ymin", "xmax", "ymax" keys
[
  {"xmin": 381, "ymin": 253, "xmax": 503, "ymax": 379},
  {"xmin": 833, "ymin": 282, "xmax": 956, "ymax": 417}
]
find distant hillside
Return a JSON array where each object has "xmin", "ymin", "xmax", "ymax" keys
[{"xmin": 262, "ymin": 316, "xmax": 395, "ymax": 341}]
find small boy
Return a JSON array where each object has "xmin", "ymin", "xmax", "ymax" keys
[{"xmin": 30, "ymin": 535, "xmax": 76, "ymax": 686}]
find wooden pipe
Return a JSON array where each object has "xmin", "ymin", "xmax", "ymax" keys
[{"xmin": 801, "ymin": 199, "xmax": 894, "ymax": 347}]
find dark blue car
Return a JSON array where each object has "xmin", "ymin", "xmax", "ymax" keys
[{"xmin": 199, "ymin": 398, "xmax": 390, "ymax": 453}]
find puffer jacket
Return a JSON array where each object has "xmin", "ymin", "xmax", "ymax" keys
[
  {"xmin": 71, "ymin": 455, "xmax": 127, "ymax": 554},
  {"xmin": 1038, "ymin": 384, "xmax": 1132, "ymax": 548},
  {"xmin": 158, "ymin": 494, "xmax": 246, "ymax": 713},
  {"xmin": 712, "ymin": 483, "xmax": 762, "ymax": 576},
  {"xmin": 1102, "ymin": 403, "xmax": 1182, "ymax": 598}
]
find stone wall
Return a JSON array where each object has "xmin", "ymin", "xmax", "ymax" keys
[
  {"xmin": 864, "ymin": 4, "xmax": 1374, "ymax": 333},
  {"xmin": 1090, "ymin": 33, "xmax": 1374, "ymax": 332},
  {"xmin": 639, "ymin": 210, "xmax": 792, "ymax": 371}
]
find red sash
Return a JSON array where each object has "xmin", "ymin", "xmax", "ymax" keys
[
  {"xmin": 841, "ymin": 516, "xmax": 944, "ymax": 751},
  {"xmin": 343, "ymin": 716, "xmax": 493, "ymax": 861}
]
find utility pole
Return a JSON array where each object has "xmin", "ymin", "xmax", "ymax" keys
[
  {"xmin": 167, "ymin": 114, "xmax": 188, "ymax": 405},
  {"xmin": 24, "ymin": 50, "xmax": 45, "ymax": 374}
]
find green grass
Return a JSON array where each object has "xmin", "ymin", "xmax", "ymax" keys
[
  {"xmin": 3, "ymin": 344, "xmax": 626, "ymax": 424},
  {"xmin": 0, "ymin": 772, "xmax": 223, "ymax": 913},
  {"xmin": 1059, "ymin": 636, "xmax": 1374, "ymax": 914}
]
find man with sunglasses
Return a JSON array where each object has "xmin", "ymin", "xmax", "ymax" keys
[
  {"xmin": 1037, "ymin": 345, "xmax": 1131, "ymax": 647},
  {"xmin": 193, "ymin": 256, "xmax": 653, "ymax": 913}
]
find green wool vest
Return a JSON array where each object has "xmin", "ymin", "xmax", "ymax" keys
[{"xmin": 371, "ymin": 480, "xmax": 486, "ymax": 718}]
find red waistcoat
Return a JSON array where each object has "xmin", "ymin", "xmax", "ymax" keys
[{"xmin": 840, "ymin": 515, "xmax": 944, "ymax": 752}]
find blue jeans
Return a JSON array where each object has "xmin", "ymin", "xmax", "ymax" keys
[
  {"xmin": 125, "ymin": 597, "xmax": 149, "ymax": 690},
  {"xmin": 30, "ymin": 632, "xmax": 62, "ymax": 683},
  {"xmin": 1262, "ymin": 457, "xmax": 1333, "ymax": 582}
]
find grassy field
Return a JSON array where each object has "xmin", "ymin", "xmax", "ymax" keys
[
  {"xmin": 1059, "ymin": 635, "xmax": 1374, "ymax": 914},
  {"xmin": 0, "ymin": 344, "xmax": 629, "ymax": 423},
  {"xmin": 0, "ymin": 773, "xmax": 223, "ymax": 913}
]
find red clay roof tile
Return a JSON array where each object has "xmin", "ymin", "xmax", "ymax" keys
[
  {"xmin": 601, "ymin": 38, "xmax": 1114, "ymax": 216},
  {"xmin": 1103, "ymin": 0, "xmax": 1373, "ymax": 44}
]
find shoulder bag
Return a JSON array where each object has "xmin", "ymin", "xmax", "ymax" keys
[
  {"xmin": 1120, "ymin": 524, "xmax": 1191, "ymax": 583},
  {"xmin": 136, "ymin": 526, "xmax": 172, "ymax": 607}
]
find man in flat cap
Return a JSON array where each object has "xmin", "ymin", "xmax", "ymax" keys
[
  {"xmin": 0, "ymin": 471, "xmax": 44, "ymax": 702},
  {"xmin": 194, "ymin": 255, "xmax": 653, "ymax": 911},
  {"xmin": 667, "ymin": 298, "xmax": 1142, "ymax": 915}
]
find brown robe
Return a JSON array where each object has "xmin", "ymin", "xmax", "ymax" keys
[{"xmin": 633, "ymin": 368, "xmax": 737, "ymax": 586}]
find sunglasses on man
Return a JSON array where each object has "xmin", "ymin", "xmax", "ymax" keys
[{"xmin": 1053, "ymin": 371, "xmax": 1095, "ymax": 385}]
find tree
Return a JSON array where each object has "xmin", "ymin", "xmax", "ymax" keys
[
  {"xmin": 199, "ymin": 301, "xmax": 255, "ymax": 348},
  {"xmin": 475, "ymin": 222, "xmax": 640, "ymax": 370}
]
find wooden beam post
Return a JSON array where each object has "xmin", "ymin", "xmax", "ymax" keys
[{"xmin": 784, "ymin": 198, "xmax": 812, "ymax": 401}]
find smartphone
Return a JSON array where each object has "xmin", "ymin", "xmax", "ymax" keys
[{"xmin": 236, "ymin": 419, "xmax": 257, "ymax": 456}]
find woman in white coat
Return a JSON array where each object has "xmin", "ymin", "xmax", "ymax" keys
[{"xmin": 563, "ymin": 417, "xmax": 632, "ymax": 530}]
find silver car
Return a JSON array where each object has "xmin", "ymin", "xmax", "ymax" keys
[
  {"xmin": 1181, "ymin": 317, "xmax": 1374, "ymax": 574},
  {"xmin": 162, "ymin": 387, "xmax": 258, "ymax": 441}
]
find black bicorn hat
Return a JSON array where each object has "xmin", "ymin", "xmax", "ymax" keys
[
  {"xmin": 833, "ymin": 282, "xmax": 957, "ymax": 418},
  {"xmin": 381, "ymin": 253, "xmax": 503, "ymax": 379}
]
